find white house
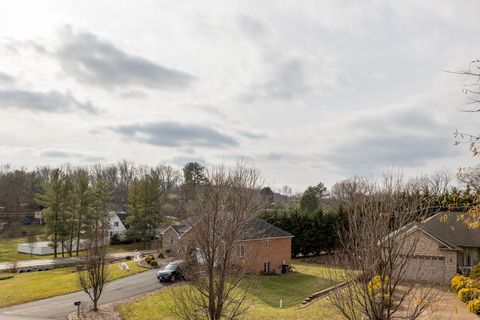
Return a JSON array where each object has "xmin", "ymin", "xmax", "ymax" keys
[
  {"xmin": 34, "ymin": 210, "xmax": 44, "ymax": 224},
  {"xmin": 109, "ymin": 211, "xmax": 128, "ymax": 240}
]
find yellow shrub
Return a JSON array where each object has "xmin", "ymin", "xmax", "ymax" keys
[
  {"xmin": 458, "ymin": 288, "xmax": 480, "ymax": 303},
  {"xmin": 368, "ymin": 275, "xmax": 391, "ymax": 304},
  {"xmin": 467, "ymin": 298, "xmax": 480, "ymax": 314},
  {"xmin": 451, "ymin": 274, "xmax": 468, "ymax": 293}
]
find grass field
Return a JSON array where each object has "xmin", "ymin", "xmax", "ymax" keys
[
  {"xmin": 0, "ymin": 236, "xmax": 55, "ymax": 262},
  {"xmin": 0, "ymin": 260, "xmax": 147, "ymax": 308},
  {"xmin": 117, "ymin": 260, "xmax": 344, "ymax": 320},
  {"xmin": 0, "ymin": 235, "xmax": 146, "ymax": 262}
]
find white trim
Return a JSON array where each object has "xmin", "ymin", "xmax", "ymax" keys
[
  {"xmin": 162, "ymin": 225, "xmax": 181, "ymax": 236},
  {"xmin": 177, "ymin": 226, "xmax": 192, "ymax": 239}
]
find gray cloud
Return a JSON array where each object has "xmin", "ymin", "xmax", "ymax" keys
[
  {"xmin": 113, "ymin": 122, "xmax": 238, "ymax": 148},
  {"xmin": 0, "ymin": 72, "xmax": 14, "ymax": 85},
  {"xmin": 40, "ymin": 150, "xmax": 106, "ymax": 162},
  {"xmin": 322, "ymin": 107, "xmax": 456, "ymax": 173},
  {"xmin": 236, "ymin": 129, "xmax": 267, "ymax": 139},
  {"xmin": 41, "ymin": 150, "xmax": 77, "ymax": 158},
  {"xmin": 237, "ymin": 14, "xmax": 269, "ymax": 39},
  {"xmin": 57, "ymin": 27, "xmax": 195, "ymax": 90},
  {"xmin": 0, "ymin": 89, "xmax": 97, "ymax": 114},
  {"xmin": 242, "ymin": 59, "xmax": 309, "ymax": 102},
  {"xmin": 325, "ymin": 134, "xmax": 453, "ymax": 171}
]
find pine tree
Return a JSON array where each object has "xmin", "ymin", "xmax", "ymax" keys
[
  {"xmin": 73, "ymin": 169, "xmax": 94, "ymax": 256},
  {"xmin": 126, "ymin": 173, "xmax": 162, "ymax": 248},
  {"xmin": 35, "ymin": 169, "xmax": 65, "ymax": 258}
]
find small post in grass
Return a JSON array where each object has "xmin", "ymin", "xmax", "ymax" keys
[
  {"xmin": 74, "ymin": 301, "xmax": 81, "ymax": 318},
  {"xmin": 279, "ymin": 299, "xmax": 283, "ymax": 308}
]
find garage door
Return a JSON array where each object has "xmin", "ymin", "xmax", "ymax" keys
[{"xmin": 402, "ymin": 255, "xmax": 445, "ymax": 283}]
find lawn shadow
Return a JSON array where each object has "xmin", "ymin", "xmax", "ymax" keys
[{"xmin": 246, "ymin": 270, "xmax": 337, "ymax": 308}]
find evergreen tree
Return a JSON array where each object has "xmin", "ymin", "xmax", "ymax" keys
[
  {"xmin": 300, "ymin": 182, "xmax": 328, "ymax": 213},
  {"xmin": 126, "ymin": 173, "xmax": 162, "ymax": 248},
  {"xmin": 90, "ymin": 177, "xmax": 111, "ymax": 235},
  {"xmin": 35, "ymin": 169, "xmax": 65, "ymax": 258},
  {"xmin": 73, "ymin": 169, "xmax": 94, "ymax": 256}
]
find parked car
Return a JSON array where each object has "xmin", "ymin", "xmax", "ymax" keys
[{"xmin": 157, "ymin": 260, "xmax": 185, "ymax": 282}]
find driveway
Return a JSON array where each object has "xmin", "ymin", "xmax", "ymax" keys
[
  {"xmin": 0, "ymin": 269, "xmax": 163, "ymax": 320},
  {"xmin": 417, "ymin": 286, "xmax": 478, "ymax": 320}
]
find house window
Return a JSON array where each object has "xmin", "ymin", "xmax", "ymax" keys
[
  {"xmin": 170, "ymin": 235, "xmax": 174, "ymax": 245},
  {"xmin": 114, "ymin": 221, "xmax": 119, "ymax": 227},
  {"xmin": 265, "ymin": 239, "xmax": 269, "ymax": 248},
  {"xmin": 237, "ymin": 244, "xmax": 245, "ymax": 257},
  {"xmin": 263, "ymin": 261, "xmax": 270, "ymax": 273}
]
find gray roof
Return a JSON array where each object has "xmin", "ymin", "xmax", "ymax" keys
[
  {"xmin": 161, "ymin": 218, "xmax": 292, "ymax": 240},
  {"xmin": 171, "ymin": 224, "xmax": 191, "ymax": 235},
  {"xmin": 240, "ymin": 218, "xmax": 293, "ymax": 240},
  {"xmin": 117, "ymin": 212, "xmax": 128, "ymax": 226},
  {"xmin": 422, "ymin": 211, "xmax": 480, "ymax": 248}
]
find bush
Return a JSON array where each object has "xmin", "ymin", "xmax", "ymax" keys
[
  {"xmin": 471, "ymin": 264, "xmax": 480, "ymax": 280},
  {"xmin": 458, "ymin": 288, "xmax": 480, "ymax": 303},
  {"xmin": 149, "ymin": 260, "xmax": 158, "ymax": 267},
  {"xmin": 158, "ymin": 252, "xmax": 164, "ymax": 259},
  {"xmin": 467, "ymin": 298, "xmax": 480, "ymax": 314},
  {"xmin": 260, "ymin": 270, "xmax": 277, "ymax": 276},
  {"xmin": 125, "ymin": 255, "xmax": 132, "ymax": 261},
  {"xmin": 144, "ymin": 255, "xmax": 155, "ymax": 264},
  {"xmin": 451, "ymin": 275, "xmax": 469, "ymax": 293},
  {"xmin": 368, "ymin": 275, "xmax": 392, "ymax": 305}
]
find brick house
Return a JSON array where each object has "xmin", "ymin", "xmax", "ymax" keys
[
  {"xmin": 390, "ymin": 211, "xmax": 480, "ymax": 283},
  {"xmin": 161, "ymin": 224, "xmax": 191, "ymax": 253},
  {"xmin": 161, "ymin": 218, "xmax": 293, "ymax": 274}
]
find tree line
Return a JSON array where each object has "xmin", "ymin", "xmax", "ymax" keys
[{"xmin": 24, "ymin": 161, "xmax": 210, "ymax": 256}]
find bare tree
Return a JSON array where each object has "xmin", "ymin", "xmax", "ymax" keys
[
  {"xmin": 406, "ymin": 169, "xmax": 451, "ymax": 198},
  {"xmin": 331, "ymin": 176, "xmax": 371, "ymax": 205},
  {"xmin": 327, "ymin": 173, "xmax": 439, "ymax": 320},
  {"xmin": 152, "ymin": 164, "xmax": 181, "ymax": 201},
  {"xmin": 448, "ymin": 60, "xmax": 480, "ymax": 228},
  {"xmin": 77, "ymin": 178, "xmax": 110, "ymax": 312},
  {"xmin": 118, "ymin": 160, "xmax": 136, "ymax": 211},
  {"xmin": 173, "ymin": 162, "xmax": 267, "ymax": 320},
  {"xmin": 27, "ymin": 233, "xmax": 37, "ymax": 257},
  {"xmin": 77, "ymin": 226, "xmax": 109, "ymax": 311}
]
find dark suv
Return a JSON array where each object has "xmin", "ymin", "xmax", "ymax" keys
[{"xmin": 156, "ymin": 260, "xmax": 185, "ymax": 282}]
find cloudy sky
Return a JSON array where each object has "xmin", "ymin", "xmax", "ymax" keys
[{"xmin": 0, "ymin": 0, "xmax": 479, "ymax": 191}]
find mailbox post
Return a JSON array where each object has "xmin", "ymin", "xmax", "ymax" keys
[{"xmin": 74, "ymin": 301, "xmax": 81, "ymax": 318}]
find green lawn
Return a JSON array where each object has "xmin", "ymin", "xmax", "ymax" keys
[
  {"xmin": 0, "ymin": 235, "xmax": 147, "ymax": 262},
  {"xmin": 0, "ymin": 260, "xmax": 147, "ymax": 308},
  {"xmin": 118, "ymin": 260, "xmax": 344, "ymax": 320},
  {"xmin": 107, "ymin": 242, "xmax": 146, "ymax": 253},
  {"xmin": 0, "ymin": 236, "xmax": 55, "ymax": 262}
]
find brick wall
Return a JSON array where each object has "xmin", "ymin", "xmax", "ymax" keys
[
  {"xmin": 162, "ymin": 228, "xmax": 180, "ymax": 254},
  {"xmin": 235, "ymin": 237, "xmax": 292, "ymax": 274},
  {"xmin": 402, "ymin": 229, "xmax": 457, "ymax": 283}
]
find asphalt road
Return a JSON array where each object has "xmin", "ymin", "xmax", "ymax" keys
[{"xmin": 0, "ymin": 269, "xmax": 164, "ymax": 320}]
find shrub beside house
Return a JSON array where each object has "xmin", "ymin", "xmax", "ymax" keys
[{"xmin": 451, "ymin": 263, "xmax": 480, "ymax": 315}]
